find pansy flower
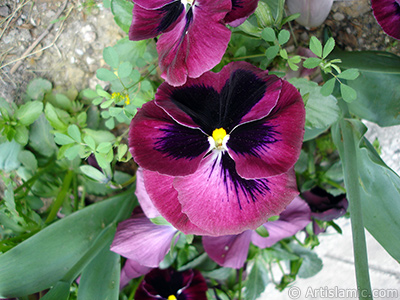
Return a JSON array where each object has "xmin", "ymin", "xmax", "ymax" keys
[
  {"xmin": 202, "ymin": 196, "xmax": 311, "ymax": 268},
  {"xmin": 129, "ymin": 61, "xmax": 305, "ymax": 236},
  {"xmin": 129, "ymin": 0, "xmax": 259, "ymax": 86},
  {"xmin": 135, "ymin": 268, "xmax": 208, "ymax": 300},
  {"xmin": 371, "ymin": 0, "xmax": 400, "ymax": 40}
]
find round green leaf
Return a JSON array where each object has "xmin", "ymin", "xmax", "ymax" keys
[
  {"xmin": 15, "ymin": 101, "xmax": 44, "ymax": 126},
  {"xmin": 118, "ymin": 61, "xmax": 133, "ymax": 78},
  {"xmin": 67, "ymin": 124, "xmax": 82, "ymax": 143},
  {"xmin": 103, "ymin": 47, "xmax": 120, "ymax": 68},
  {"xmin": 96, "ymin": 68, "xmax": 118, "ymax": 82},
  {"xmin": 278, "ymin": 29, "xmax": 290, "ymax": 45},
  {"xmin": 26, "ymin": 78, "xmax": 52, "ymax": 101},
  {"xmin": 54, "ymin": 133, "xmax": 75, "ymax": 145},
  {"xmin": 309, "ymin": 36, "xmax": 322, "ymax": 58},
  {"xmin": 340, "ymin": 83, "xmax": 357, "ymax": 103},
  {"xmin": 261, "ymin": 27, "xmax": 276, "ymax": 42},
  {"xmin": 265, "ymin": 45, "xmax": 279, "ymax": 60}
]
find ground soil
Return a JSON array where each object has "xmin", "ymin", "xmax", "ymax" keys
[{"xmin": 0, "ymin": 0, "xmax": 399, "ymax": 104}]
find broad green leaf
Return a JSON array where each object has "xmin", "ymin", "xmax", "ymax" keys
[
  {"xmin": 0, "ymin": 190, "xmax": 135, "ymax": 297},
  {"xmin": 80, "ymin": 165, "xmax": 108, "ymax": 183},
  {"xmin": 0, "ymin": 139, "xmax": 22, "ymax": 172},
  {"xmin": 322, "ymin": 37, "xmax": 335, "ymax": 58},
  {"xmin": 118, "ymin": 61, "xmax": 133, "ymax": 78},
  {"xmin": 111, "ymin": 0, "xmax": 134, "ymax": 33},
  {"xmin": 83, "ymin": 129, "xmax": 116, "ymax": 144},
  {"xmin": 67, "ymin": 124, "xmax": 82, "ymax": 143},
  {"xmin": 77, "ymin": 244, "xmax": 120, "ymax": 300},
  {"xmin": 64, "ymin": 144, "xmax": 81, "ymax": 160},
  {"xmin": 261, "ymin": 27, "xmax": 275, "ymax": 42},
  {"xmin": 255, "ymin": 1, "xmax": 274, "ymax": 28},
  {"xmin": 309, "ymin": 36, "xmax": 322, "ymax": 58},
  {"xmin": 278, "ymin": 29, "xmax": 290, "ymax": 45},
  {"xmin": 244, "ymin": 258, "xmax": 270, "ymax": 300},
  {"xmin": 15, "ymin": 101, "xmax": 43, "ymax": 126},
  {"xmin": 264, "ymin": 0, "xmax": 284, "ymax": 26},
  {"xmin": 340, "ymin": 83, "xmax": 357, "ymax": 103},
  {"xmin": 14, "ymin": 125, "xmax": 29, "ymax": 145},
  {"xmin": 103, "ymin": 46, "xmax": 120, "ymax": 68},
  {"xmin": 47, "ymin": 93, "xmax": 72, "ymax": 111},
  {"xmin": 54, "ymin": 132, "xmax": 75, "ymax": 145},
  {"xmin": 96, "ymin": 68, "xmax": 118, "ymax": 82},
  {"xmin": 289, "ymin": 78, "xmax": 340, "ymax": 130},
  {"xmin": 291, "ymin": 244, "xmax": 323, "ymax": 278},
  {"xmin": 18, "ymin": 150, "xmax": 37, "ymax": 171},
  {"xmin": 44, "ymin": 103, "xmax": 68, "ymax": 131},
  {"xmin": 39, "ymin": 281, "xmax": 70, "ymax": 300},
  {"xmin": 29, "ymin": 114, "xmax": 57, "ymax": 157},
  {"xmin": 26, "ymin": 78, "xmax": 52, "ymax": 101},
  {"xmin": 238, "ymin": 20, "xmax": 262, "ymax": 38}
]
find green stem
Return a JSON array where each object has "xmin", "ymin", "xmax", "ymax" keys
[
  {"xmin": 340, "ymin": 119, "xmax": 373, "ymax": 300},
  {"xmin": 237, "ymin": 267, "xmax": 243, "ymax": 300},
  {"xmin": 231, "ymin": 54, "xmax": 266, "ymax": 60},
  {"xmin": 45, "ymin": 169, "xmax": 74, "ymax": 223}
]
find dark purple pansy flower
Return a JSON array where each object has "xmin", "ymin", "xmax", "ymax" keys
[
  {"xmin": 135, "ymin": 268, "xmax": 208, "ymax": 300},
  {"xmin": 372, "ymin": 0, "xmax": 400, "ymax": 40},
  {"xmin": 202, "ymin": 196, "xmax": 311, "ymax": 268},
  {"xmin": 129, "ymin": 61, "xmax": 305, "ymax": 236},
  {"xmin": 129, "ymin": 0, "xmax": 259, "ymax": 86}
]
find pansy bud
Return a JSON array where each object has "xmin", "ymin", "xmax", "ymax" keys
[{"xmin": 287, "ymin": 0, "xmax": 334, "ymax": 28}]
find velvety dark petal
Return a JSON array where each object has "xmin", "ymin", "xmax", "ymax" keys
[
  {"xmin": 157, "ymin": 0, "xmax": 232, "ymax": 86},
  {"xmin": 129, "ymin": 101, "xmax": 209, "ymax": 176},
  {"xmin": 134, "ymin": 0, "xmax": 177, "ymax": 9},
  {"xmin": 229, "ymin": 80, "xmax": 305, "ymax": 179},
  {"xmin": 202, "ymin": 230, "xmax": 252, "ymax": 268},
  {"xmin": 251, "ymin": 196, "xmax": 311, "ymax": 248},
  {"xmin": 120, "ymin": 259, "xmax": 152, "ymax": 289},
  {"xmin": 179, "ymin": 269, "xmax": 208, "ymax": 300},
  {"xmin": 110, "ymin": 211, "xmax": 178, "ymax": 267},
  {"xmin": 142, "ymin": 169, "xmax": 212, "ymax": 235},
  {"xmin": 372, "ymin": 0, "xmax": 400, "ymax": 39},
  {"xmin": 130, "ymin": 2, "xmax": 184, "ymax": 41},
  {"xmin": 224, "ymin": 0, "xmax": 259, "ymax": 27},
  {"xmin": 156, "ymin": 62, "xmax": 281, "ymax": 135},
  {"xmin": 174, "ymin": 152, "xmax": 299, "ymax": 236}
]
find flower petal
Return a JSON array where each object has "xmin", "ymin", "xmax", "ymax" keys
[
  {"xmin": 228, "ymin": 80, "xmax": 305, "ymax": 179},
  {"xmin": 129, "ymin": 101, "xmax": 209, "ymax": 176},
  {"xmin": 225, "ymin": 0, "xmax": 259, "ymax": 27},
  {"xmin": 286, "ymin": 0, "xmax": 334, "ymax": 28},
  {"xmin": 130, "ymin": 2, "xmax": 185, "ymax": 40},
  {"xmin": 120, "ymin": 259, "xmax": 152, "ymax": 288},
  {"xmin": 372, "ymin": 0, "xmax": 400, "ymax": 40},
  {"xmin": 135, "ymin": 168, "xmax": 160, "ymax": 219},
  {"xmin": 251, "ymin": 196, "xmax": 311, "ymax": 248},
  {"xmin": 133, "ymin": 0, "xmax": 178, "ymax": 10},
  {"xmin": 156, "ymin": 62, "xmax": 282, "ymax": 135},
  {"xmin": 174, "ymin": 152, "xmax": 299, "ymax": 236},
  {"xmin": 110, "ymin": 212, "xmax": 178, "ymax": 267},
  {"xmin": 157, "ymin": 1, "xmax": 232, "ymax": 86},
  {"xmin": 202, "ymin": 231, "xmax": 252, "ymax": 268},
  {"xmin": 142, "ymin": 169, "xmax": 212, "ymax": 235}
]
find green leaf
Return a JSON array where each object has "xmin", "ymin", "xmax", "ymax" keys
[
  {"xmin": 15, "ymin": 101, "xmax": 43, "ymax": 126},
  {"xmin": 255, "ymin": 225, "xmax": 269, "ymax": 237},
  {"xmin": 337, "ymin": 69, "xmax": 360, "ymax": 80},
  {"xmin": 118, "ymin": 61, "xmax": 133, "ymax": 78},
  {"xmin": 255, "ymin": 1, "xmax": 274, "ymax": 28},
  {"xmin": 279, "ymin": 49, "xmax": 288, "ymax": 59},
  {"xmin": 0, "ymin": 190, "xmax": 135, "ymax": 298},
  {"xmin": 96, "ymin": 68, "xmax": 118, "ymax": 82},
  {"xmin": 54, "ymin": 132, "xmax": 75, "ymax": 145},
  {"xmin": 265, "ymin": 45, "xmax": 279, "ymax": 60},
  {"xmin": 245, "ymin": 258, "xmax": 270, "ymax": 300},
  {"xmin": 67, "ymin": 124, "xmax": 82, "ymax": 143},
  {"xmin": 237, "ymin": 20, "xmax": 262, "ymax": 38},
  {"xmin": 103, "ymin": 46, "xmax": 120, "ymax": 68},
  {"xmin": 291, "ymin": 244, "xmax": 323, "ymax": 278},
  {"xmin": 26, "ymin": 78, "xmax": 52, "ymax": 101},
  {"xmin": 340, "ymin": 83, "xmax": 357, "ymax": 103},
  {"xmin": 320, "ymin": 78, "xmax": 336, "ymax": 96},
  {"xmin": 278, "ymin": 29, "xmax": 290, "ymax": 45},
  {"xmin": 77, "ymin": 244, "xmax": 120, "ymax": 300},
  {"xmin": 18, "ymin": 150, "xmax": 38, "ymax": 171},
  {"xmin": 0, "ymin": 139, "xmax": 22, "ymax": 172},
  {"xmin": 83, "ymin": 135, "xmax": 96, "ymax": 150},
  {"xmin": 14, "ymin": 125, "xmax": 29, "ymax": 145},
  {"xmin": 322, "ymin": 37, "xmax": 335, "ymax": 58},
  {"xmin": 303, "ymin": 57, "xmax": 322, "ymax": 69},
  {"xmin": 96, "ymin": 142, "xmax": 112, "ymax": 154},
  {"xmin": 29, "ymin": 115, "xmax": 57, "ymax": 157},
  {"xmin": 309, "ymin": 36, "xmax": 322, "ymax": 58},
  {"xmin": 44, "ymin": 103, "xmax": 68, "ymax": 131},
  {"xmin": 83, "ymin": 129, "xmax": 116, "ymax": 145},
  {"xmin": 111, "ymin": 0, "xmax": 134, "ymax": 33},
  {"xmin": 117, "ymin": 144, "xmax": 128, "ymax": 160},
  {"xmin": 64, "ymin": 144, "xmax": 81, "ymax": 160},
  {"xmin": 261, "ymin": 27, "xmax": 276, "ymax": 42},
  {"xmin": 80, "ymin": 165, "xmax": 108, "ymax": 183}
]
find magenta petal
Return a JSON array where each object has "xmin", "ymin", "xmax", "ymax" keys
[
  {"xmin": 251, "ymin": 196, "xmax": 311, "ymax": 248},
  {"xmin": 129, "ymin": 101, "xmax": 209, "ymax": 176},
  {"xmin": 372, "ymin": 0, "xmax": 400, "ymax": 40},
  {"xmin": 133, "ymin": 0, "xmax": 176, "ymax": 10},
  {"xmin": 225, "ymin": 0, "xmax": 259, "ymax": 27},
  {"xmin": 174, "ymin": 153, "xmax": 299, "ymax": 236},
  {"xmin": 229, "ymin": 80, "xmax": 305, "ymax": 179},
  {"xmin": 135, "ymin": 168, "xmax": 160, "ymax": 219},
  {"xmin": 120, "ymin": 259, "xmax": 152, "ymax": 288},
  {"xmin": 142, "ymin": 169, "xmax": 212, "ymax": 235},
  {"xmin": 110, "ymin": 212, "xmax": 178, "ymax": 267},
  {"xmin": 157, "ymin": 1, "xmax": 231, "ymax": 86},
  {"xmin": 202, "ymin": 231, "xmax": 252, "ymax": 268}
]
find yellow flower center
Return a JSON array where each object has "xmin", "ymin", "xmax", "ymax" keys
[
  {"xmin": 212, "ymin": 128, "xmax": 227, "ymax": 148},
  {"xmin": 168, "ymin": 296, "xmax": 177, "ymax": 300}
]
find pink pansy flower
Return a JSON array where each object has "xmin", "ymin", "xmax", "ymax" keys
[
  {"xmin": 129, "ymin": 0, "xmax": 259, "ymax": 86},
  {"xmin": 128, "ymin": 61, "xmax": 305, "ymax": 236}
]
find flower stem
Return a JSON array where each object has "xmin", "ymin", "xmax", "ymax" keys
[
  {"xmin": 340, "ymin": 119, "xmax": 373, "ymax": 300},
  {"xmin": 238, "ymin": 267, "xmax": 243, "ymax": 300}
]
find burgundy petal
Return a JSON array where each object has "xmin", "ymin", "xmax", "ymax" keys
[
  {"xmin": 372, "ymin": 0, "xmax": 400, "ymax": 39},
  {"xmin": 225, "ymin": 0, "xmax": 260, "ymax": 27}
]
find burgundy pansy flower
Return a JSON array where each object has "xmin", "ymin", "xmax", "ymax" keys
[
  {"xmin": 202, "ymin": 196, "xmax": 311, "ymax": 268},
  {"xmin": 135, "ymin": 268, "xmax": 208, "ymax": 300},
  {"xmin": 129, "ymin": 0, "xmax": 258, "ymax": 86},
  {"xmin": 129, "ymin": 61, "xmax": 305, "ymax": 236},
  {"xmin": 371, "ymin": 0, "xmax": 400, "ymax": 40}
]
